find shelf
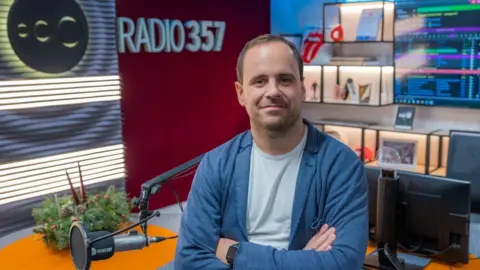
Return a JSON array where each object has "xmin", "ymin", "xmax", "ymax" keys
[
  {"xmin": 432, "ymin": 128, "xmax": 480, "ymax": 137},
  {"xmin": 365, "ymin": 161, "xmax": 427, "ymax": 175},
  {"xmin": 430, "ymin": 167, "xmax": 447, "ymax": 177},
  {"xmin": 367, "ymin": 125, "xmax": 437, "ymax": 135},
  {"xmin": 310, "ymin": 120, "xmax": 447, "ymax": 177},
  {"xmin": 311, "ymin": 119, "xmax": 373, "ymax": 128},
  {"xmin": 320, "ymin": 66, "xmax": 394, "ymax": 106},
  {"xmin": 432, "ymin": 130, "xmax": 450, "ymax": 137},
  {"xmin": 319, "ymin": 64, "xmax": 394, "ymax": 67},
  {"xmin": 323, "ymin": 1, "xmax": 395, "ymax": 43},
  {"xmin": 319, "ymin": 99, "xmax": 392, "ymax": 107},
  {"xmin": 323, "ymin": 41, "xmax": 394, "ymax": 44}
]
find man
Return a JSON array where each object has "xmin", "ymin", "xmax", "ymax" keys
[{"xmin": 174, "ymin": 34, "xmax": 368, "ymax": 269}]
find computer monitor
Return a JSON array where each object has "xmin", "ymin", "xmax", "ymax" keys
[
  {"xmin": 366, "ymin": 167, "xmax": 380, "ymax": 228},
  {"xmin": 364, "ymin": 166, "xmax": 471, "ymax": 269},
  {"xmin": 446, "ymin": 130, "xmax": 480, "ymax": 213},
  {"xmin": 393, "ymin": 4, "xmax": 480, "ymax": 109}
]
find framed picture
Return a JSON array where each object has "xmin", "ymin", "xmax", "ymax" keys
[
  {"xmin": 394, "ymin": 106, "xmax": 416, "ymax": 130},
  {"xmin": 378, "ymin": 138, "xmax": 418, "ymax": 170}
]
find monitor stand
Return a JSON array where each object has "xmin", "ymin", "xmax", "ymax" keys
[{"xmin": 364, "ymin": 250, "xmax": 431, "ymax": 270}]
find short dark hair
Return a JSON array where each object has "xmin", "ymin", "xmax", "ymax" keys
[{"xmin": 236, "ymin": 34, "xmax": 304, "ymax": 84}]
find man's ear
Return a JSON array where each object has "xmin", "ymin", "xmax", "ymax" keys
[
  {"xmin": 301, "ymin": 79, "xmax": 306, "ymax": 101},
  {"xmin": 234, "ymin": 81, "xmax": 245, "ymax": 107}
]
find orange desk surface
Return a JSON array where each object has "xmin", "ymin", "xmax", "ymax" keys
[
  {"xmin": 367, "ymin": 245, "xmax": 480, "ymax": 269},
  {"xmin": 0, "ymin": 225, "xmax": 177, "ymax": 270}
]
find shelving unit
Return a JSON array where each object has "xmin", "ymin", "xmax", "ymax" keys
[
  {"xmin": 304, "ymin": 0, "xmax": 395, "ymax": 107},
  {"xmin": 312, "ymin": 119, "xmax": 376, "ymax": 163},
  {"xmin": 429, "ymin": 128, "xmax": 480, "ymax": 177},
  {"xmin": 429, "ymin": 130, "xmax": 449, "ymax": 177},
  {"xmin": 304, "ymin": 65, "xmax": 322, "ymax": 102},
  {"xmin": 364, "ymin": 125, "xmax": 440, "ymax": 175},
  {"xmin": 323, "ymin": 1, "xmax": 394, "ymax": 43},
  {"xmin": 310, "ymin": 118, "xmax": 480, "ymax": 180}
]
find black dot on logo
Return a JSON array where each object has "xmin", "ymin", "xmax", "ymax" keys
[{"xmin": 7, "ymin": 0, "xmax": 89, "ymax": 74}]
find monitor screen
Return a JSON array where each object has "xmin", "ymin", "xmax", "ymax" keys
[{"xmin": 394, "ymin": 4, "xmax": 480, "ymax": 108}]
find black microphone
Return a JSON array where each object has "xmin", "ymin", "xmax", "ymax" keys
[
  {"xmin": 69, "ymin": 155, "xmax": 204, "ymax": 270},
  {"xmin": 69, "ymin": 211, "xmax": 173, "ymax": 270}
]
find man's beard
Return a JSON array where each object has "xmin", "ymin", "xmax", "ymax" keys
[{"xmin": 262, "ymin": 111, "xmax": 300, "ymax": 136}]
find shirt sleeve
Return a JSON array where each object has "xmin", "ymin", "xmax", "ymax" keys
[
  {"xmin": 233, "ymin": 148, "xmax": 369, "ymax": 270},
  {"xmin": 173, "ymin": 153, "xmax": 230, "ymax": 269}
]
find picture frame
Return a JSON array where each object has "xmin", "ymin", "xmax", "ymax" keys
[
  {"xmin": 394, "ymin": 106, "xmax": 416, "ymax": 130},
  {"xmin": 377, "ymin": 138, "xmax": 418, "ymax": 170}
]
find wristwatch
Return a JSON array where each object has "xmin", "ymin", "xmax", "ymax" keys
[{"xmin": 226, "ymin": 243, "xmax": 240, "ymax": 267}]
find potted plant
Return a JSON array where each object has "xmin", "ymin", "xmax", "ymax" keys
[{"xmin": 32, "ymin": 163, "xmax": 132, "ymax": 251}]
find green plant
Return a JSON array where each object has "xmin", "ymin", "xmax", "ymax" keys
[{"xmin": 31, "ymin": 164, "xmax": 132, "ymax": 251}]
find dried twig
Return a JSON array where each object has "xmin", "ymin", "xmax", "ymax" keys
[
  {"xmin": 77, "ymin": 162, "xmax": 87, "ymax": 203},
  {"xmin": 65, "ymin": 170, "xmax": 80, "ymax": 205}
]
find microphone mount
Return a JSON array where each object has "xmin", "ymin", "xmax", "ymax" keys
[
  {"xmin": 131, "ymin": 154, "xmax": 204, "ymax": 238},
  {"xmin": 69, "ymin": 154, "xmax": 204, "ymax": 270},
  {"xmin": 69, "ymin": 210, "xmax": 161, "ymax": 270}
]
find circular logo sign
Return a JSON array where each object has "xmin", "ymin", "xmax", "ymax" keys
[{"xmin": 7, "ymin": 0, "xmax": 89, "ymax": 74}]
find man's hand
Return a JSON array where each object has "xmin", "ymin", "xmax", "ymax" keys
[
  {"xmin": 216, "ymin": 238, "xmax": 238, "ymax": 264},
  {"xmin": 303, "ymin": 224, "xmax": 336, "ymax": 251}
]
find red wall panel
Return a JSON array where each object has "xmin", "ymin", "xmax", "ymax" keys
[{"xmin": 116, "ymin": 0, "xmax": 270, "ymax": 210}]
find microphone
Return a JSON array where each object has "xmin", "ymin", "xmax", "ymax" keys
[
  {"xmin": 69, "ymin": 155, "xmax": 204, "ymax": 270},
  {"xmin": 69, "ymin": 211, "xmax": 174, "ymax": 270}
]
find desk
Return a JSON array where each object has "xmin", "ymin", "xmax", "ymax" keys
[
  {"xmin": 367, "ymin": 245, "xmax": 480, "ymax": 269},
  {"xmin": 0, "ymin": 225, "xmax": 177, "ymax": 270}
]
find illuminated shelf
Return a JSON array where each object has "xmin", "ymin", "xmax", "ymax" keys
[
  {"xmin": 303, "ymin": 66, "xmax": 394, "ymax": 106},
  {"xmin": 430, "ymin": 167, "xmax": 447, "ymax": 177},
  {"xmin": 312, "ymin": 119, "xmax": 373, "ymax": 128},
  {"xmin": 365, "ymin": 160, "xmax": 427, "ymax": 175},
  {"xmin": 312, "ymin": 119, "xmax": 375, "ymax": 163},
  {"xmin": 429, "ymin": 129, "xmax": 480, "ymax": 178},
  {"xmin": 320, "ymin": 64, "xmax": 394, "ymax": 67},
  {"xmin": 365, "ymin": 125, "xmax": 440, "ymax": 175},
  {"xmin": 309, "ymin": 120, "xmax": 480, "ymax": 179},
  {"xmin": 323, "ymin": 1, "xmax": 395, "ymax": 43},
  {"xmin": 367, "ymin": 125, "xmax": 436, "ymax": 135},
  {"xmin": 323, "ymin": 41, "xmax": 394, "ymax": 44}
]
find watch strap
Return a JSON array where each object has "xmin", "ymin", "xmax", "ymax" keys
[{"xmin": 226, "ymin": 243, "xmax": 240, "ymax": 267}]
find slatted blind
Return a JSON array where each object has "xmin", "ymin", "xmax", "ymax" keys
[{"xmin": 0, "ymin": 0, "xmax": 124, "ymax": 237}]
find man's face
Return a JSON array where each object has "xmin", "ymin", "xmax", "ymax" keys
[{"xmin": 235, "ymin": 42, "xmax": 305, "ymax": 132}]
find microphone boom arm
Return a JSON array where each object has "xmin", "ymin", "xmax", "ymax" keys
[
  {"xmin": 132, "ymin": 154, "xmax": 204, "ymax": 239},
  {"xmin": 69, "ymin": 154, "xmax": 205, "ymax": 270}
]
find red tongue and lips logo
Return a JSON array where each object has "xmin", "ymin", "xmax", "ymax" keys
[
  {"xmin": 302, "ymin": 32, "xmax": 324, "ymax": 64},
  {"xmin": 301, "ymin": 26, "xmax": 344, "ymax": 64}
]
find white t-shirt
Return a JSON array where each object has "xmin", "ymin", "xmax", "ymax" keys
[{"xmin": 246, "ymin": 129, "xmax": 307, "ymax": 250}]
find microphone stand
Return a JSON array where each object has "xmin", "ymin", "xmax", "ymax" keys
[
  {"xmin": 131, "ymin": 154, "xmax": 204, "ymax": 245},
  {"xmin": 69, "ymin": 154, "xmax": 205, "ymax": 270}
]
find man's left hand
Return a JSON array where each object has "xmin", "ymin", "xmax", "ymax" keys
[{"xmin": 215, "ymin": 238, "xmax": 239, "ymax": 264}]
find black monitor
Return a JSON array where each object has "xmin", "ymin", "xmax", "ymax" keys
[
  {"xmin": 364, "ymin": 166, "xmax": 471, "ymax": 269},
  {"xmin": 446, "ymin": 130, "xmax": 480, "ymax": 213},
  {"xmin": 366, "ymin": 167, "xmax": 380, "ymax": 228}
]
